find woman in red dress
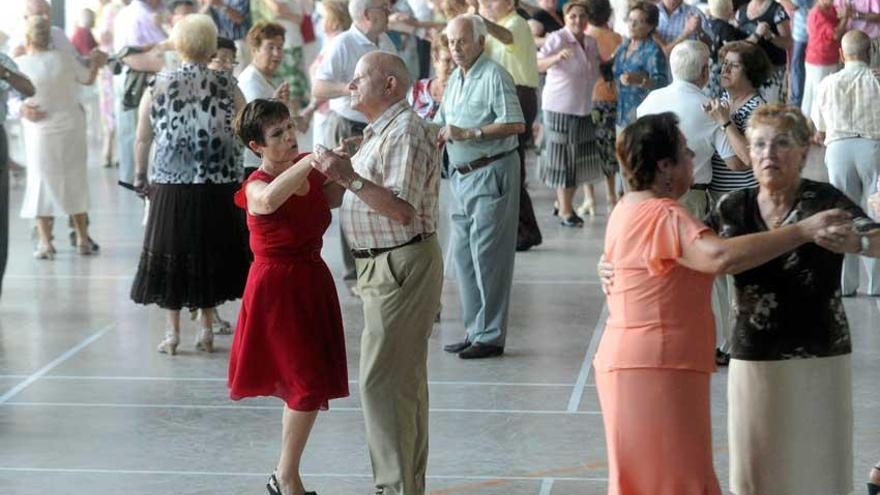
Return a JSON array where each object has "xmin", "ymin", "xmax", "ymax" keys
[{"xmin": 228, "ymin": 99, "xmax": 348, "ymax": 495}]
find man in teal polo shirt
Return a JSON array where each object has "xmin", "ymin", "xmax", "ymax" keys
[{"xmin": 435, "ymin": 14, "xmax": 525, "ymax": 359}]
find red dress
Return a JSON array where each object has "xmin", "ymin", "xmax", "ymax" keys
[{"xmin": 228, "ymin": 166, "xmax": 349, "ymax": 411}]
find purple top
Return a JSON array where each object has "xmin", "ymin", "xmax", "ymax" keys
[
  {"xmin": 113, "ymin": 0, "xmax": 167, "ymax": 52},
  {"xmin": 539, "ymin": 28, "xmax": 600, "ymax": 117}
]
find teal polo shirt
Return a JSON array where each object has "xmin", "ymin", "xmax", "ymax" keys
[{"xmin": 433, "ymin": 52, "xmax": 524, "ymax": 166}]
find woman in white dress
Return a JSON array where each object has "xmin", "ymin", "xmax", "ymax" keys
[{"xmin": 16, "ymin": 16, "xmax": 99, "ymax": 259}]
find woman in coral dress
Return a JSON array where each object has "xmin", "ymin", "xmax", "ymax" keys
[{"xmin": 228, "ymin": 99, "xmax": 348, "ymax": 495}]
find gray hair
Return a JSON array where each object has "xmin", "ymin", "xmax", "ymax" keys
[
  {"xmin": 708, "ymin": 0, "xmax": 733, "ymax": 19},
  {"xmin": 171, "ymin": 13, "xmax": 218, "ymax": 62},
  {"xmin": 669, "ymin": 40, "xmax": 710, "ymax": 83},
  {"xmin": 447, "ymin": 14, "xmax": 488, "ymax": 40},
  {"xmin": 841, "ymin": 29, "xmax": 870, "ymax": 59},
  {"xmin": 349, "ymin": 0, "xmax": 371, "ymax": 21}
]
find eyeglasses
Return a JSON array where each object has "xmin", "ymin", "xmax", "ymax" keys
[
  {"xmin": 627, "ymin": 17, "xmax": 650, "ymax": 25},
  {"xmin": 749, "ymin": 135, "xmax": 800, "ymax": 153},
  {"xmin": 720, "ymin": 61, "xmax": 743, "ymax": 71}
]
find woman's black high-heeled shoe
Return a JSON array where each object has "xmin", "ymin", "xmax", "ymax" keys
[{"xmin": 266, "ymin": 473, "xmax": 317, "ymax": 495}]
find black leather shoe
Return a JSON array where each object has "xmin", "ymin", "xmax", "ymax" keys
[
  {"xmin": 443, "ymin": 340, "xmax": 470, "ymax": 353},
  {"xmin": 516, "ymin": 239, "xmax": 541, "ymax": 252},
  {"xmin": 459, "ymin": 343, "xmax": 504, "ymax": 359}
]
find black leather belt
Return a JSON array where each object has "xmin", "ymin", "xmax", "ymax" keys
[
  {"xmin": 454, "ymin": 148, "xmax": 516, "ymax": 175},
  {"xmin": 351, "ymin": 233, "xmax": 433, "ymax": 259},
  {"xmin": 691, "ymin": 183, "xmax": 709, "ymax": 190}
]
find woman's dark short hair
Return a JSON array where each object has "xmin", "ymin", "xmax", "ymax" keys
[
  {"xmin": 583, "ymin": 0, "xmax": 612, "ymax": 26},
  {"xmin": 629, "ymin": 1, "xmax": 660, "ymax": 30},
  {"xmin": 719, "ymin": 40, "xmax": 772, "ymax": 89},
  {"xmin": 234, "ymin": 99, "xmax": 290, "ymax": 150},
  {"xmin": 616, "ymin": 112, "xmax": 683, "ymax": 191},
  {"xmin": 216, "ymin": 36, "xmax": 236, "ymax": 52}
]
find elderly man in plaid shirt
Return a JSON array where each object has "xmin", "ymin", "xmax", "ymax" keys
[{"xmin": 313, "ymin": 51, "xmax": 442, "ymax": 495}]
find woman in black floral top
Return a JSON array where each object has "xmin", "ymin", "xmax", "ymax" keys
[
  {"xmin": 130, "ymin": 14, "xmax": 249, "ymax": 356},
  {"xmin": 706, "ymin": 104, "xmax": 880, "ymax": 495}
]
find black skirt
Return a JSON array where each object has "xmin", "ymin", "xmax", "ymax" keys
[{"xmin": 131, "ymin": 182, "xmax": 249, "ymax": 310}]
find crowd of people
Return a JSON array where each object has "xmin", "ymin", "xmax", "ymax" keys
[{"xmin": 0, "ymin": 0, "xmax": 879, "ymax": 493}]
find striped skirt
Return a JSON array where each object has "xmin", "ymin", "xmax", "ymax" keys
[{"xmin": 538, "ymin": 110, "xmax": 603, "ymax": 189}]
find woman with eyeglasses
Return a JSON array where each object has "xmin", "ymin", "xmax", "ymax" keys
[
  {"xmin": 594, "ymin": 110, "xmax": 851, "ymax": 494},
  {"xmin": 701, "ymin": 40, "xmax": 771, "ymax": 365},
  {"xmin": 706, "ymin": 104, "xmax": 880, "ymax": 494},
  {"xmin": 611, "ymin": 1, "xmax": 669, "ymax": 128}
]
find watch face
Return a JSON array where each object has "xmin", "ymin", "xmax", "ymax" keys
[{"xmin": 351, "ymin": 179, "xmax": 364, "ymax": 191}]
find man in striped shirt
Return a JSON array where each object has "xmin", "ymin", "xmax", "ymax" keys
[{"xmin": 313, "ymin": 51, "xmax": 442, "ymax": 495}]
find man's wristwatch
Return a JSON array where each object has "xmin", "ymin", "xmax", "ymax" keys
[
  {"xmin": 472, "ymin": 127, "xmax": 484, "ymax": 141},
  {"xmin": 347, "ymin": 175, "xmax": 364, "ymax": 192},
  {"xmin": 859, "ymin": 235, "xmax": 871, "ymax": 255}
]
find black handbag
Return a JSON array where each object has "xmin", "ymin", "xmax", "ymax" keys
[{"xmin": 111, "ymin": 46, "xmax": 153, "ymax": 110}]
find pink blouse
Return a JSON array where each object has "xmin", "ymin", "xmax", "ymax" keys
[{"xmin": 538, "ymin": 28, "xmax": 601, "ymax": 117}]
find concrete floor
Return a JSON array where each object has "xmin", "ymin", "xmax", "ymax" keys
[{"xmin": 1, "ymin": 129, "xmax": 879, "ymax": 495}]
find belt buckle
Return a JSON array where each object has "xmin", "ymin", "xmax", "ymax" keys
[{"xmin": 460, "ymin": 163, "xmax": 474, "ymax": 174}]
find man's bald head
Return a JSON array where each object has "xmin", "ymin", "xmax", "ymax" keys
[
  {"xmin": 361, "ymin": 51, "xmax": 412, "ymax": 98},
  {"xmin": 841, "ymin": 30, "xmax": 871, "ymax": 61},
  {"xmin": 349, "ymin": 51, "xmax": 413, "ymax": 120}
]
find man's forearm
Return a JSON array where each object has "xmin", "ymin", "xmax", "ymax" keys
[
  {"xmin": 124, "ymin": 51, "xmax": 165, "ymax": 73},
  {"xmin": 312, "ymin": 80, "xmax": 350, "ymax": 100},
  {"xmin": 5, "ymin": 69, "xmax": 35, "ymax": 97},
  {"xmin": 481, "ymin": 122, "xmax": 525, "ymax": 139},
  {"xmin": 484, "ymin": 18, "xmax": 513, "ymax": 44},
  {"xmin": 341, "ymin": 175, "xmax": 416, "ymax": 225}
]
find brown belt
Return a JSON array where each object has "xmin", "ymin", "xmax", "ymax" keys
[
  {"xmin": 351, "ymin": 233, "xmax": 433, "ymax": 259},
  {"xmin": 454, "ymin": 148, "xmax": 516, "ymax": 175}
]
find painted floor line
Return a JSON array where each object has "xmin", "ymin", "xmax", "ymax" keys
[
  {"xmin": 567, "ymin": 304, "xmax": 607, "ymax": 412},
  {"xmin": 2, "ymin": 401, "xmax": 602, "ymax": 415},
  {"xmin": 0, "ymin": 322, "xmax": 115, "ymax": 405}
]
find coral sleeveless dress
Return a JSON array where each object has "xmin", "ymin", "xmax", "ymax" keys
[{"xmin": 228, "ymin": 166, "xmax": 349, "ymax": 411}]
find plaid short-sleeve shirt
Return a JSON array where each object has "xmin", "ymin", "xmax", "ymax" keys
[{"xmin": 341, "ymin": 100, "xmax": 441, "ymax": 249}]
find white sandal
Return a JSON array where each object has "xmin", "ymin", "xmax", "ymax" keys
[
  {"xmin": 156, "ymin": 331, "xmax": 180, "ymax": 355},
  {"xmin": 194, "ymin": 327, "xmax": 214, "ymax": 353}
]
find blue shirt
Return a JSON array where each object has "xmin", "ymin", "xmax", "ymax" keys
[
  {"xmin": 657, "ymin": 2, "xmax": 710, "ymax": 44},
  {"xmin": 210, "ymin": 0, "xmax": 252, "ymax": 41},
  {"xmin": 792, "ymin": 0, "xmax": 815, "ymax": 41},
  {"xmin": 434, "ymin": 52, "xmax": 524, "ymax": 165},
  {"xmin": 0, "ymin": 54, "xmax": 20, "ymax": 123},
  {"xmin": 613, "ymin": 38, "xmax": 670, "ymax": 126}
]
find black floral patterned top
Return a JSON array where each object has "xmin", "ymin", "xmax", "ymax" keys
[
  {"xmin": 149, "ymin": 63, "xmax": 242, "ymax": 184},
  {"xmin": 706, "ymin": 179, "xmax": 867, "ymax": 361}
]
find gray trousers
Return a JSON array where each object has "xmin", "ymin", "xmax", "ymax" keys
[
  {"xmin": 114, "ymin": 75, "xmax": 138, "ymax": 185},
  {"xmin": 826, "ymin": 138, "xmax": 880, "ymax": 295},
  {"xmin": 449, "ymin": 152, "xmax": 520, "ymax": 347},
  {"xmin": 0, "ymin": 126, "xmax": 8, "ymax": 298}
]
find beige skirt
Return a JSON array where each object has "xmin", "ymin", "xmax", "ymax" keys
[{"xmin": 728, "ymin": 354, "xmax": 853, "ymax": 495}]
